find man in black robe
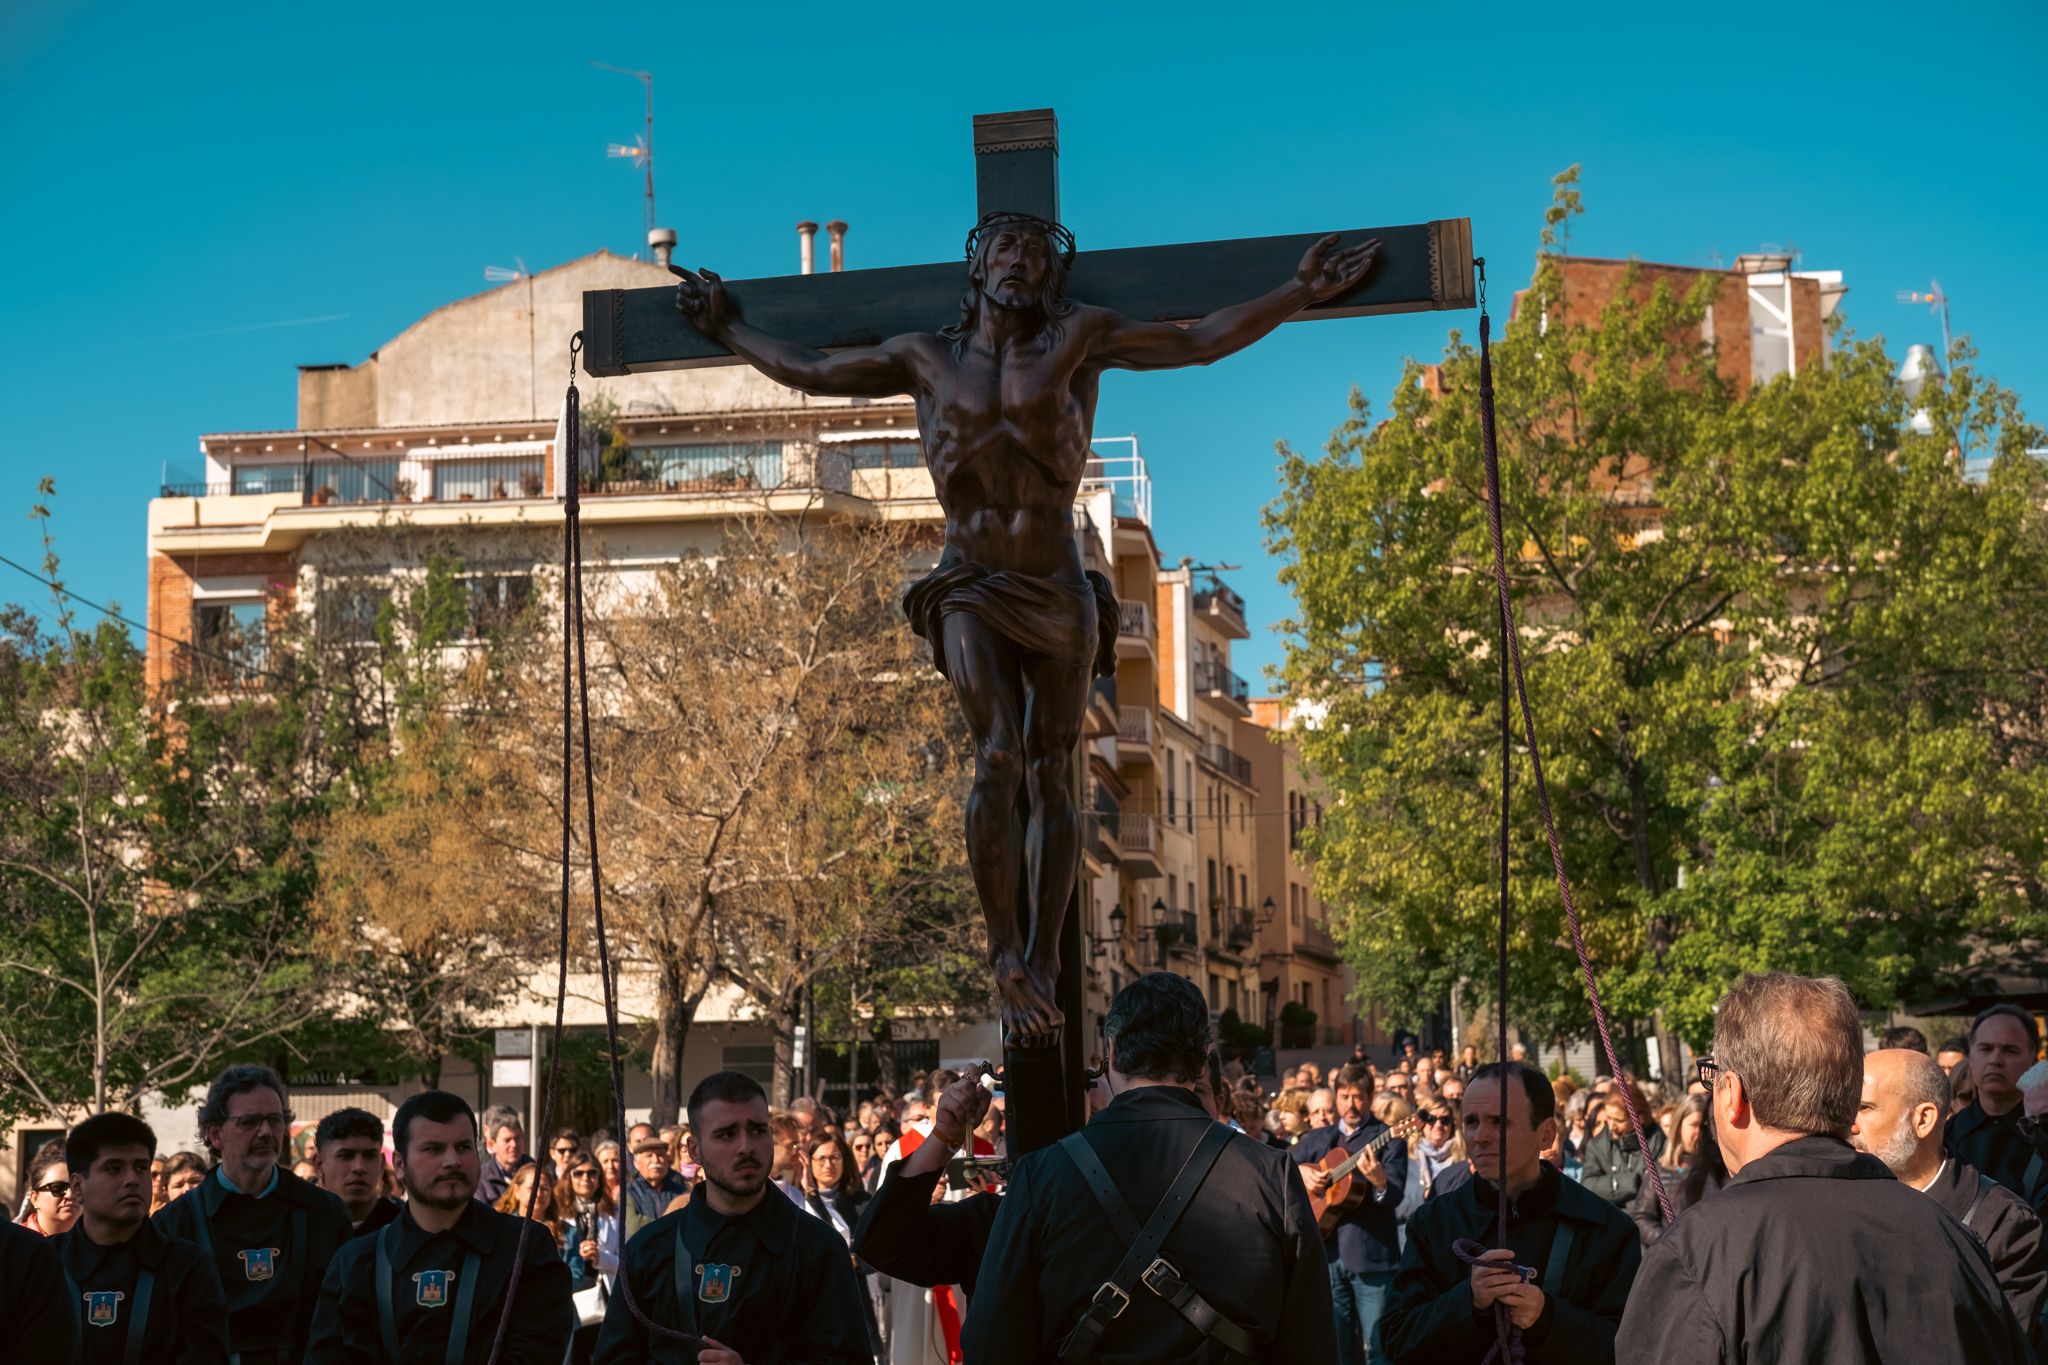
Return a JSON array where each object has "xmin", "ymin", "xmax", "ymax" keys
[
  {"xmin": 52, "ymin": 1111, "xmax": 229, "ymax": 1364},
  {"xmin": 307, "ymin": 1090, "xmax": 572, "ymax": 1364},
  {"xmin": 595, "ymin": 1070, "xmax": 871, "ymax": 1365},
  {"xmin": 310, "ymin": 1108, "xmax": 400, "ymax": 1239},
  {"xmin": 153, "ymin": 1064, "xmax": 352, "ymax": 1364}
]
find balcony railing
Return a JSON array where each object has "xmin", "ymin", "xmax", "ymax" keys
[
  {"xmin": 1117, "ymin": 705, "xmax": 1153, "ymax": 747},
  {"xmin": 160, "ymin": 441, "xmax": 811, "ymax": 507},
  {"xmin": 1118, "ymin": 812, "xmax": 1157, "ymax": 860},
  {"xmin": 1116, "ymin": 599, "xmax": 1151, "ymax": 637},
  {"xmin": 1299, "ymin": 919, "xmax": 1338, "ymax": 957},
  {"xmin": 1198, "ymin": 741, "xmax": 1252, "ymax": 786},
  {"xmin": 1193, "ymin": 660, "xmax": 1251, "ymax": 708},
  {"xmin": 1226, "ymin": 914, "xmax": 1257, "ymax": 950},
  {"xmin": 1193, "ymin": 575, "xmax": 1248, "ymax": 637}
]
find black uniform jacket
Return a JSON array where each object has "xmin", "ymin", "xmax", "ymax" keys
[
  {"xmin": 306, "ymin": 1199, "xmax": 571, "ymax": 1365},
  {"xmin": 1927, "ymin": 1158, "xmax": 2048, "ymax": 1351},
  {"xmin": 1380, "ymin": 1160, "xmax": 1640, "ymax": 1365},
  {"xmin": 153, "ymin": 1165, "xmax": 352, "ymax": 1364},
  {"xmin": 53, "ymin": 1219, "xmax": 230, "ymax": 1365},
  {"xmin": 7, "ymin": 1217, "xmax": 81, "ymax": 1365},
  {"xmin": 1950, "ymin": 1100, "xmax": 2048, "ymax": 1216},
  {"xmin": 959, "ymin": 1085, "xmax": 1336, "ymax": 1365},
  {"xmin": 1617, "ymin": 1135, "xmax": 2026, "ymax": 1364},
  {"xmin": 1291, "ymin": 1116, "xmax": 1409, "ymax": 1274},
  {"xmin": 850, "ymin": 1162, "xmax": 1000, "ymax": 1295},
  {"xmin": 593, "ymin": 1183, "xmax": 871, "ymax": 1365},
  {"xmin": 349, "ymin": 1198, "xmax": 404, "ymax": 1240}
]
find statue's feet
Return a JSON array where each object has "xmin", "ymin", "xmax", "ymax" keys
[{"xmin": 995, "ymin": 951, "xmax": 1063, "ymax": 1050}]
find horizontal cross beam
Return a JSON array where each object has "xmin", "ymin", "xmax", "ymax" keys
[{"xmin": 579, "ymin": 218, "xmax": 1474, "ymax": 377}]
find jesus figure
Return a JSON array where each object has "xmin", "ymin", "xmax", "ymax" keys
[{"xmin": 675, "ymin": 213, "xmax": 1377, "ymax": 1047}]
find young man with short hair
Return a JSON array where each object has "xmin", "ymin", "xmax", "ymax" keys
[
  {"xmin": 307, "ymin": 1090, "xmax": 573, "ymax": 1364},
  {"xmin": 153, "ymin": 1064, "xmax": 352, "ymax": 1364},
  {"xmin": 312, "ymin": 1108, "xmax": 399, "ymax": 1238},
  {"xmin": 1947, "ymin": 1003, "xmax": 2048, "ymax": 1215},
  {"xmin": 595, "ymin": 1070, "xmax": 871, "ymax": 1365},
  {"xmin": 1619, "ymin": 972, "xmax": 2023, "ymax": 1363},
  {"xmin": 54, "ymin": 1112, "xmax": 230, "ymax": 1364},
  {"xmin": 1381, "ymin": 1061, "xmax": 1641, "ymax": 1364}
]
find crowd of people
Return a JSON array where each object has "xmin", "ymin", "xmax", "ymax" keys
[{"xmin": 7, "ymin": 978, "xmax": 2048, "ymax": 1363}]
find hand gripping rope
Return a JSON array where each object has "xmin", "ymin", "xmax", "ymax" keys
[
  {"xmin": 479, "ymin": 336, "xmax": 701, "ymax": 1363},
  {"xmin": 1456, "ymin": 258, "xmax": 1673, "ymax": 1365}
]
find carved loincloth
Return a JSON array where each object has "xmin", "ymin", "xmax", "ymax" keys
[{"xmin": 904, "ymin": 560, "xmax": 1119, "ymax": 682}]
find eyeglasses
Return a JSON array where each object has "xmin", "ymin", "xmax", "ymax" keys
[
  {"xmin": 1697, "ymin": 1056, "xmax": 1725, "ymax": 1090},
  {"xmin": 1425, "ymin": 1115, "xmax": 1454, "ymax": 1128},
  {"xmin": 552, "ymin": 1145, "xmax": 578, "ymax": 1156},
  {"xmin": 814, "ymin": 1152, "xmax": 843, "ymax": 1163},
  {"xmin": 570, "ymin": 1169, "xmax": 599, "ymax": 1180},
  {"xmin": 35, "ymin": 1180, "xmax": 73, "ymax": 1198},
  {"xmin": 228, "ymin": 1112, "xmax": 294, "ymax": 1133}
]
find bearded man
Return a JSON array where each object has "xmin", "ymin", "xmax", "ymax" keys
[{"xmin": 676, "ymin": 217, "xmax": 1376, "ymax": 1047}]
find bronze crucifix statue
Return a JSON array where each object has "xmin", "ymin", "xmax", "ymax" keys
[{"xmin": 675, "ymin": 217, "xmax": 1376, "ymax": 1047}]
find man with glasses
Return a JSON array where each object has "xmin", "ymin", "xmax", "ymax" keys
[
  {"xmin": 1618, "ymin": 973, "xmax": 2022, "ymax": 1363},
  {"xmin": 155, "ymin": 1064, "xmax": 351, "ymax": 1364}
]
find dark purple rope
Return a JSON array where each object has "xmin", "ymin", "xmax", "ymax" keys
[
  {"xmin": 1452, "ymin": 1238, "xmax": 1528, "ymax": 1365},
  {"xmin": 1473, "ymin": 269, "xmax": 1674, "ymax": 1228}
]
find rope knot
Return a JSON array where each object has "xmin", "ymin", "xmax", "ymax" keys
[{"xmin": 1451, "ymin": 1238, "xmax": 1528, "ymax": 1365}]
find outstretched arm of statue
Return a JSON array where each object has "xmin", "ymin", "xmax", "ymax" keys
[
  {"xmin": 674, "ymin": 265, "xmax": 917, "ymax": 397},
  {"xmin": 1089, "ymin": 233, "xmax": 1380, "ymax": 371}
]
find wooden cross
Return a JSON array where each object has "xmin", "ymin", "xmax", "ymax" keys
[{"xmin": 578, "ymin": 107, "xmax": 1473, "ymax": 375}]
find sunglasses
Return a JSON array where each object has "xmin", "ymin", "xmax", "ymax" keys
[
  {"xmin": 570, "ymin": 1169, "xmax": 599, "ymax": 1179},
  {"xmin": 36, "ymin": 1181, "xmax": 74, "ymax": 1198},
  {"xmin": 1426, "ymin": 1115, "xmax": 1454, "ymax": 1127}
]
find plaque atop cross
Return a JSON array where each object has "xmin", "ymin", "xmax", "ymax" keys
[{"xmin": 580, "ymin": 109, "xmax": 1472, "ymax": 1157}]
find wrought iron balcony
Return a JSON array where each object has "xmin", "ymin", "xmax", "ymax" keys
[
  {"xmin": 1192, "ymin": 575, "xmax": 1248, "ymax": 639},
  {"xmin": 1197, "ymin": 741, "xmax": 1252, "ymax": 786},
  {"xmin": 1193, "ymin": 659, "xmax": 1251, "ymax": 712}
]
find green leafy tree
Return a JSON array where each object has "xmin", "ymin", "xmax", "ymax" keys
[
  {"xmin": 1267, "ymin": 173, "xmax": 2047, "ymax": 1056},
  {"xmin": 0, "ymin": 485, "xmax": 327, "ymax": 1122}
]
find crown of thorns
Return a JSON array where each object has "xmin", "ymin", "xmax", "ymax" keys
[{"xmin": 963, "ymin": 211, "xmax": 1077, "ymax": 267}]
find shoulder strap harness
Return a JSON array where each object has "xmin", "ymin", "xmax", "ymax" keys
[
  {"xmin": 376, "ymin": 1220, "xmax": 484, "ymax": 1365},
  {"xmin": 1962, "ymin": 1172, "xmax": 2000, "ymax": 1232},
  {"xmin": 62, "ymin": 1257, "xmax": 155, "ymax": 1365},
  {"xmin": 1056, "ymin": 1123, "xmax": 1254, "ymax": 1362}
]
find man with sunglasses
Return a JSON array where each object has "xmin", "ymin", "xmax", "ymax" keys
[{"xmin": 155, "ymin": 1064, "xmax": 351, "ymax": 1365}]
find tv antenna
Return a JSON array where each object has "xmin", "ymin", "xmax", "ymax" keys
[
  {"xmin": 594, "ymin": 61, "xmax": 655, "ymax": 243},
  {"xmin": 1896, "ymin": 279, "xmax": 1953, "ymax": 363},
  {"xmin": 484, "ymin": 256, "xmax": 530, "ymax": 283}
]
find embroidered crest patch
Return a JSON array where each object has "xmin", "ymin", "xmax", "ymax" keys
[
  {"xmin": 414, "ymin": 1269, "xmax": 454, "ymax": 1307},
  {"xmin": 695, "ymin": 1262, "xmax": 741, "ymax": 1304},
  {"xmin": 85, "ymin": 1289, "xmax": 126, "ymax": 1327},
  {"xmin": 239, "ymin": 1246, "xmax": 279, "ymax": 1281}
]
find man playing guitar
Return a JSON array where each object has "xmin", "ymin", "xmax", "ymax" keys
[{"xmin": 1294, "ymin": 1064, "xmax": 1408, "ymax": 1365}]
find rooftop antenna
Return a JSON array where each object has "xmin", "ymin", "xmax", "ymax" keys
[
  {"xmin": 594, "ymin": 61, "xmax": 655, "ymax": 245},
  {"xmin": 1897, "ymin": 279, "xmax": 1953, "ymax": 363},
  {"xmin": 484, "ymin": 256, "xmax": 530, "ymax": 283}
]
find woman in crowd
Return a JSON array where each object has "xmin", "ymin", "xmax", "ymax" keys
[
  {"xmin": 594, "ymin": 1138, "xmax": 624, "ymax": 1209},
  {"xmin": 1271, "ymin": 1089, "xmax": 1309, "ymax": 1144},
  {"xmin": 1631, "ymin": 1091, "xmax": 1724, "ymax": 1245},
  {"xmin": 846, "ymin": 1127, "xmax": 879, "ymax": 1191},
  {"xmin": 495, "ymin": 1163, "xmax": 564, "ymax": 1249},
  {"xmin": 15, "ymin": 1143, "xmax": 78, "ymax": 1236},
  {"xmin": 1414, "ymin": 1101, "xmax": 1465, "ymax": 1198},
  {"xmin": 160, "ymin": 1151, "xmax": 209, "ymax": 1203},
  {"xmin": 1580, "ymin": 1096, "xmax": 1648, "ymax": 1210},
  {"xmin": 803, "ymin": 1134, "xmax": 883, "ymax": 1362},
  {"xmin": 556, "ymin": 1154, "xmax": 619, "ymax": 1284}
]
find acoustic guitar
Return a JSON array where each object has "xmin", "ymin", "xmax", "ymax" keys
[{"xmin": 1301, "ymin": 1114, "xmax": 1422, "ymax": 1236}]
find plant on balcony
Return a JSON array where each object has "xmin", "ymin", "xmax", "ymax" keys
[
  {"xmin": 309, "ymin": 485, "xmax": 338, "ymax": 506},
  {"xmin": 519, "ymin": 470, "xmax": 544, "ymax": 497}
]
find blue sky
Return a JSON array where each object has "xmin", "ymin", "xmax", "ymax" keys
[{"xmin": 3, "ymin": 1, "xmax": 2042, "ymax": 685}]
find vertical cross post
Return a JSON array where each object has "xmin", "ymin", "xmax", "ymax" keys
[{"xmin": 972, "ymin": 108, "xmax": 1087, "ymax": 1158}]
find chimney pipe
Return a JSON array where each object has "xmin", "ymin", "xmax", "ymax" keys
[
  {"xmin": 796, "ymin": 221, "xmax": 818, "ymax": 275},
  {"xmin": 826, "ymin": 219, "xmax": 848, "ymax": 272},
  {"xmin": 648, "ymin": 227, "xmax": 677, "ymax": 269}
]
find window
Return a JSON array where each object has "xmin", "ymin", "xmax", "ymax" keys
[
  {"xmin": 432, "ymin": 459, "xmax": 541, "ymax": 502},
  {"xmin": 462, "ymin": 573, "xmax": 533, "ymax": 640},
  {"xmin": 231, "ymin": 464, "xmax": 302, "ymax": 495},
  {"xmin": 722, "ymin": 1044, "xmax": 775, "ymax": 1087},
  {"xmin": 1227, "ymin": 980, "xmax": 1240, "ymax": 1014},
  {"xmin": 1207, "ymin": 860, "xmax": 1218, "ymax": 908},
  {"xmin": 319, "ymin": 581, "xmax": 390, "ymax": 647},
  {"xmin": 1208, "ymin": 975, "xmax": 1222, "ymax": 1010},
  {"xmin": 1239, "ymin": 872, "xmax": 1248, "ymax": 909},
  {"xmin": 192, "ymin": 600, "xmax": 267, "ymax": 682},
  {"xmin": 1167, "ymin": 874, "xmax": 1178, "ymax": 911},
  {"xmin": 843, "ymin": 439, "xmax": 923, "ymax": 470},
  {"xmin": 632, "ymin": 441, "xmax": 785, "ymax": 490},
  {"xmin": 1165, "ymin": 755, "xmax": 1177, "ymax": 820},
  {"xmin": 1185, "ymin": 760, "xmax": 1195, "ymax": 830}
]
